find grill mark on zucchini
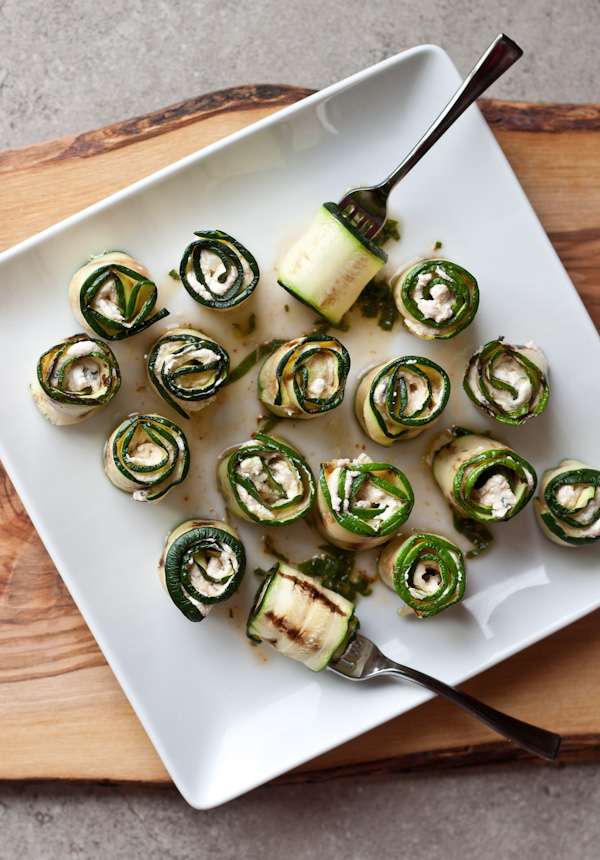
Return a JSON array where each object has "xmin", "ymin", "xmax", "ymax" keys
[
  {"xmin": 277, "ymin": 570, "xmax": 346, "ymax": 614},
  {"xmin": 263, "ymin": 611, "xmax": 321, "ymax": 650}
]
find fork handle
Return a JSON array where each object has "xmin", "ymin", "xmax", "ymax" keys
[
  {"xmin": 381, "ymin": 662, "xmax": 561, "ymax": 761},
  {"xmin": 379, "ymin": 34, "xmax": 523, "ymax": 197}
]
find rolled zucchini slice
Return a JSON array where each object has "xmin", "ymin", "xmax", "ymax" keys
[
  {"xmin": 258, "ymin": 334, "xmax": 350, "ymax": 419},
  {"xmin": 378, "ymin": 532, "xmax": 466, "ymax": 618},
  {"xmin": 217, "ymin": 433, "xmax": 315, "ymax": 526},
  {"xmin": 159, "ymin": 519, "xmax": 245, "ymax": 622},
  {"xmin": 277, "ymin": 202, "xmax": 387, "ymax": 323},
  {"xmin": 392, "ymin": 259, "xmax": 479, "ymax": 339},
  {"xmin": 69, "ymin": 251, "xmax": 168, "ymax": 340},
  {"xmin": 179, "ymin": 230, "xmax": 259, "ymax": 310},
  {"xmin": 463, "ymin": 338, "xmax": 549, "ymax": 425},
  {"xmin": 315, "ymin": 453, "xmax": 414, "ymax": 550},
  {"xmin": 104, "ymin": 413, "xmax": 190, "ymax": 502},
  {"xmin": 355, "ymin": 356, "xmax": 450, "ymax": 445},
  {"xmin": 247, "ymin": 562, "xmax": 357, "ymax": 671},
  {"xmin": 31, "ymin": 334, "xmax": 121, "ymax": 425},
  {"xmin": 432, "ymin": 431, "xmax": 537, "ymax": 523},
  {"xmin": 147, "ymin": 327, "xmax": 230, "ymax": 420},
  {"xmin": 534, "ymin": 459, "xmax": 600, "ymax": 547}
]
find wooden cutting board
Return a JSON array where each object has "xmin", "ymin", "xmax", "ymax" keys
[{"xmin": 1, "ymin": 86, "xmax": 599, "ymax": 784}]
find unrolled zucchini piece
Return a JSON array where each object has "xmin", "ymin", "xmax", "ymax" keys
[
  {"xmin": 147, "ymin": 327, "xmax": 229, "ymax": 419},
  {"xmin": 392, "ymin": 259, "xmax": 479, "ymax": 339},
  {"xmin": 258, "ymin": 334, "xmax": 350, "ymax": 419},
  {"xmin": 159, "ymin": 519, "xmax": 245, "ymax": 621},
  {"xmin": 463, "ymin": 338, "xmax": 549, "ymax": 425},
  {"xmin": 355, "ymin": 355, "xmax": 450, "ymax": 445},
  {"xmin": 104, "ymin": 413, "xmax": 190, "ymax": 502},
  {"xmin": 246, "ymin": 562, "xmax": 357, "ymax": 671},
  {"xmin": 31, "ymin": 334, "xmax": 121, "ymax": 425},
  {"xmin": 69, "ymin": 251, "xmax": 168, "ymax": 340},
  {"xmin": 217, "ymin": 433, "xmax": 315, "ymax": 526},
  {"xmin": 534, "ymin": 459, "xmax": 600, "ymax": 547},
  {"xmin": 315, "ymin": 453, "xmax": 414, "ymax": 550},
  {"xmin": 277, "ymin": 202, "xmax": 387, "ymax": 323},
  {"xmin": 179, "ymin": 230, "xmax": 259, "ymax": 310},
  {"xmin": 378, "ymin": 532, "xmax": 466, "ymax": 618},
  {"xmin": 432, "ymin": 431, "xmax": 537, "ymax": 523}
]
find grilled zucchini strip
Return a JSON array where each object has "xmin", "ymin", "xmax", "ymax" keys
[
  {"xmin": 534, "ymin": 459, "xmax": 600, "ymax": 547},
  {"xmin": 104, "ymin": 413, "xmax": 190, "ymax": 502},
  {"xmin": 180, "ymin": 230, "xmax": 259, "ymax": 310},
  {"xmin": 31, "ymin": 334, "xmax": 121, "ymax": 425},
  {"xmin": 247, "ymin": 562, "xmax": 357, "ymax": 671},
  {"xmin": 159, "ymin": 520, "xmax": 245, "ymax": 622},
  {"xmin": 217, "ymin": 433, "xmax": 315, "ymax": 526},
  {"xmin": 258, "ymin": 334, "xmax": 350, "ymax": 419}
]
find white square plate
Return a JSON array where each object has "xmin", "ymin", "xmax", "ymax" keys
[{"xmin": 1, "ymin": 44, "xmax": 598, "ymax": 809}]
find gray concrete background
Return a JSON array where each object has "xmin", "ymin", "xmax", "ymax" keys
[{"xmin": 2, "ymin": 0, "xmax": 599, "ymax": 856}]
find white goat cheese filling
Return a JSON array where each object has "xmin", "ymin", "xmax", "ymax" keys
[
  {"xmin": 185, "ymin": 249, "xmax": 253, "ymax": 300},
  {"xmin": 237, "ymin": 454, "xmax": 301, "ymax": 518},
  {"xmin": 327, "ymin": 453, "xmax": 401, "ymax": 528},
  {"xmin": 90, "ymin": 279, "xmax": 125, "ymax": 322},
  {"xmin": 471, "ymin": 474, "xmax": 518, "ymax": 518}
]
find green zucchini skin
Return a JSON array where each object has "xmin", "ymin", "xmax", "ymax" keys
[
  {"xmin": 246, "ymin": 562, "xmax": 357, "ymax": 671},
  {"xmin": 463, "ymin": 338, "xmax": 549, "ymax": 425},
  {"xmin": 534, "ymin": 459, "xmax": 600, "ymax": 547},
  {"xmin": 432, "ymin": 431, "xmax": 537, "ymax": 523},
  {"xmin": 159, "ymin": 519, "xmax": 246, "ymax": 622},
  {"xmin": 179, "ymin": 230, "xmax": 259, "ymax": 310},
  {"xmin": 104, "ymin": 413, "xmax": 190, "ymax": 502},
  {"xmin": 258, "ymin": 333, "xmax": 350, "ymax": 419},
  {"xmin": 315, "ymin": 454, "xmax": 414, "ymax": 551},
  {"xmin": 378, "ymin": 532, "xmax": 466, "ymax": 618},
  {"xmin": 68, "ymin": 251, "xmax": 169, "ymax": 340},
  {"xmin": 31, "ymin": 333, "xmax": 121, "ymax": 425},
  {"xmin": 392, "ymin": 259, "xmax": 479, "ymax": 340},
  {"xmin": 217, "ymin": 433, "xmax": 315, "ymax": 526},
  {"xmin": 277, "ymin": 202, "xmax": 387, "ymax": 323},
  {"xmin": 355, "ymin": 356, "xmax": 450, "ymax": 446},
  {"xmin": 147, "ymin": 327, "xmax": 230, "ymax": 420}
]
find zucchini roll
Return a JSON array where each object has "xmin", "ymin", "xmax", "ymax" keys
[
  {"xmin": 277, "ymin": 202, "xmax": 387, "ymax": 323},
  {"xmin": 104, "ymin": 413, "xmax": 190, "ymax": 502},
  {"xmin": 147, "ymin": 327, "xmax": 230, "ymax": 419},
  {"xmin": 217, "ymin": 433, "xmax": 315, "ymax": 526},
  {"xmin": 534, "ymin": 459, "xmax": 600, "ymax": 547},
  {"xmin": 463, "ymin": 338, "xmax": 549, "ymax": 425},
  {"xmin": 392, "ymin": 259, "xmax": 479, "ymax": 339},
  {"xmin": 69, "ymin": 251, "xmax": 168, "ymax": 340},
  {"xmin": 159, "ymin": 520, "xmax": 245, "ymax": 621},
  {"xmin": 247, "ymin": 562, "xmax": 357, "ymax": 671},
  {"xmin": 31, "ymin": 334, "xmax": 121, "ymax": 425},
  {"xmin": 432, "ymin": 431, "xmax": 537, "ymax": 523},
  {"xmin": 378, "ymin": 533, "xmax": 466, "ymax": 618},
  {"xmin": 315, "ymin": 453, "xmax": 414, "ymax": 550},
  {"xmin": 179, "ymin": 230, "xmax": 259, "ymax": 310},
  {"xmin": 258, "ymin": 334, "xmax": 350, "ymax": 419},
  {"xmin": 355, "ymin": 356, "xmax": 450, "ymax": 445}
]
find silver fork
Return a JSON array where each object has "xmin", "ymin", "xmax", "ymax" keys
[
  {"xmin": 338, "ymin": 34, "xmax": 523, "ymax": 239},
  {"xmin": 328, "ymin": 633, "xmax": 562, "ymax": 761}
]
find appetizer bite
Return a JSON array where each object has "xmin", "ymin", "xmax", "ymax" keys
[
  {"xmin": 159, "ymin": 519, "xmax": 246, "ymax": 622},
  {"xmin": 246, "ymin": 561, "xmax": 358, "ymax": 671},
  {"xmin": 355, "ymin": 355, "xmax": 450, "ymax": 445},
  {"xmin": 463, "ymin": 338, "xmax": 549, "ymax": 425},
  {"xmin": 277, "ymin": 202, "xmax": 387, "ymax": 323},
  {"xmin": 31, "ymin": 334, "xmax": 121, "ymax": 425},
  {"xmin": 258, "ymin": 334, "xmax": 350, "ymax": 419},
  {"xmin": 217, "ymin": 433, "xmax": 315, "ymax": 526},
  {"xmin": 315, "ymin": 453, "xmax": 414, "ymax": 550},
  {"xmin": 432, "ymin": 429, "xmax": 537, "ymax": 523},
  {"xmin": 69, "ymin": 251, "xmax": 168, "ymax": 340},
  {"xmin": 391, "ymin": 259, "xmax": 479, "ymax": 339},
  {"xmin": 378, "ymin": 532, "xmax": 466, "ymax": 618},
  {"xmin": 179, "ymin": 230, "xmax": 259, "ymax": 310},
  {"xmin": 104, "ymin": 413, "xmax": 189, "ymax": 502},
  {"xmin": 534, "ymin": 459, "xmax": 600, "ymax": 547},
  {"xmin": 147, "ymin": 327, "xmax": 230, "ymax": 419}
]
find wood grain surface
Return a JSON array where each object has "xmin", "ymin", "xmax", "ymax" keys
[{"xmin": 0, "ymin": 86, "xmax": 599, "ymax": 784}]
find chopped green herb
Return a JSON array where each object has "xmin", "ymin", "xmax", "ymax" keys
[
  {"xmin": 225, "ymin": 338, "xmax": 286, "ymax": 386},
  {"xmin": 434, "ymin": 241, "xmax": 443, "ymax": 251},
  {"xmin": 312, "ymin": 315, "xmax": 350, "ymax": 335},
  {"xmin": 284, "ymin": 304, "xmax": 290, "ymax": 312},
  {"xmin": 229, "ymin": 608, "xmax": 234, "ymax": 618},
  {"xmin": 262, "ymin": 535, "xmax": 289, "ymax": 562},
  {"xmin": 257, "ymin": 414, "xmax": 280, "ymax": 435},
  {"xmin": 453, "ymin": 513, "xmax": 494, "ymax": 559},
  {"xmin": 232, "ymin": 313, "xmax": 257, "ymax": 337},
  {"xmin": 168, "ymin": 269, "xmax": 180, "ymax": 280},
  {"xmin": 354, "ymin": 278, "xmax": 398, "ymax": 331},
  {"xmin": 254, "ymin": 564, "xmax": 277, "ymax": 578},
  {"xmin": 372, "ymin": 219, "xmax": 400, "ymax": 248},
  {"xmin": 298, "ymin": 544, "xmax": 374, "ymax": 602}
]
